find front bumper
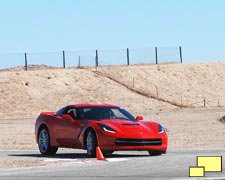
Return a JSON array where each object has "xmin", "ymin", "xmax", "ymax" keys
[{"xmin": 98, "ymin": 134, "xmax": 168, "ymax": 151}]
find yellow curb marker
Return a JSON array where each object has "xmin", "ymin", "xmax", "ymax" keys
[
  {"xmin": 189, "ymin": 156, "xmax": 222, "ymax": 177},
  {"xmin": 189, "ymin": 166, "xmax": 205, "ymax": 177},
  {"xmin": 197, "ymin": 156, "xmax": 222, "ymax": 172}
]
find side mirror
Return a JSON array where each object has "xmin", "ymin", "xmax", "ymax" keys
[{"xmin": 136, "ymin": 116, "xmax": 143, "ymax": 121}]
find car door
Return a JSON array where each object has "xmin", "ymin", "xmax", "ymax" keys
[{"xmin": 53, "ymin": 106, "xmax": 82, "ymax": 148}]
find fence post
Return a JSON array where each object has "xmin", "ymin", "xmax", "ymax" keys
[
  {"xmin": 63, "ymin": 50, "xmax": 66, "ymax": 68},
  {"xmin": 95, "ymin": 50, "xmax": 99, "ymax": 68},
  {"xmin": 24, "ymin": 53, "xmax": 28, "ymax": 71},
  {"xmin": 78, "ymin": 56, "xmax": 81, "ymax": 68},
  {"xmin": 132, "ymin": 76, "xmax": 134, "ymax": 88},
  {"xmin": 155, "ymin": 47, "xmax": 158, "ymax": 64},
  {"xmin": 179, "ymin": 46, "xmax": 183, "ymax": 63},
  {"xmin": 204, "ymin": 98, "xmax": 206, "ymax": 107},
  {"xmin": 127, "ymin": 48, "xmax": 130, "ymax": 65}
]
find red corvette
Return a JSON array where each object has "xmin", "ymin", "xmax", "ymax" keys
[{"xmin": 35, "ymin": 104, "xmax": 168, "ymax": 157}]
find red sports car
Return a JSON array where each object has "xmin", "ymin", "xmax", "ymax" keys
[{"xmin": 35, "ymin": 104, "xmax": 168, "ymax": 157}]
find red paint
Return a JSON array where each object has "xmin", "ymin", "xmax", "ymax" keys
[{"xmin": 35, "ymin": 104, "xmax": 168, "ymax": 153}]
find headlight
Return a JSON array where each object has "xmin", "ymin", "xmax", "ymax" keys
[
  {"xmin": 98, "ymin": 124, "xmax": 116, "ymax": 133},
  {"xmin": 158, "ymin": 124, "xmax": 165, "ymax": 134}
]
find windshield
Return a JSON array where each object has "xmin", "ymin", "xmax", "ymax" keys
[{"xmin": 76, "ymin": 106, "xmax": 136, "ymax": 121}]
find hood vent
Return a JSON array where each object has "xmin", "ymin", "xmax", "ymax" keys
[{"xmin": 122, "ymin": 123, "xmax": 139, "ymax": 126}]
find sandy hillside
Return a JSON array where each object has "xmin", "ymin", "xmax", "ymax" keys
[
  {"xmin": 96, "ymin": 62, "xmax": 225, "ymax": 108},
  {"xmin": 1, "ymin": 62, "xmax": 225, "ymax": 118},
  {"xmin": 0, "ymin": 66, "xmax": 173, "ymax": 118}
]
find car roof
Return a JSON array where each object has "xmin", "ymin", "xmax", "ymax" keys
[{"xmin": 71, "ymin": 103, "xmax": 120, "ymax": 108}]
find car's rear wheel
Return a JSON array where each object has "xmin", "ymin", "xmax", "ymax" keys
[
  {"xmin": 86, "ymin": 130, "xmax": 97, "ymax": 157},
  {"xmin": 38, "ymin": 127, "xmax": 58, "ymax": 155},
  {"xmin": 148, "ymin": 150, "xmax": 162, "ymax": 156}
]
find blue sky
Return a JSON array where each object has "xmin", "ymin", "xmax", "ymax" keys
[{"xmin": 0, "ymin": 0, "xmax": 225, "ymax": 67}]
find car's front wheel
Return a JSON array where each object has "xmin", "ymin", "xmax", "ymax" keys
[
  {"xmin": 38, "ymin": 127, "xmax": 58, "ymax": 155},
  {"xmin": 148, "ymin": 150, "xmax": 162, "ymax": 156},
  {"xmin": 103, "ymin": 150, "xmax": 114, "ymax": 155},
  {"xmin": 86, "ymin": 130, "xmax": 97, "ymax": 157}
]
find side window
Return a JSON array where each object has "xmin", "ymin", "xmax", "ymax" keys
[
  {"xmin": 56, "ymin": 106, "xmax": 77, "ymax": 120},
  {"xmin": 66, "ymin": 108, "xmax": 77, "ymax": 119},
  {"xmin": 77, "ymin": 108, "xmax": 91, "ymax": 120}
]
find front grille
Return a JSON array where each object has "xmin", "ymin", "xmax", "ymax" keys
[{"xmin": 115, "ymin": 138, "xmax": 162, "ymax": 146}]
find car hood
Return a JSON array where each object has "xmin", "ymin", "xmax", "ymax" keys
[{"xmin": 98, "ymin": 119, "xmax": 159, "ymax": 138}]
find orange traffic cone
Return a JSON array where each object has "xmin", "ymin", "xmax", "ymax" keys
[{"xmin": 96, "ymin": 146, "xmax": 105, "ymax": 160}]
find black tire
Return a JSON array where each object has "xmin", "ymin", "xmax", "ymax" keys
[
  {"xmin": 148, "ymin": 150, "xmax": 162, "ymax": 156},
  {"xmin": 49, "ymin": 146, "xmax": 58, "ymax": 155},
  {"xmin": 103, "ymin": 150, "xmax": 114, "ymax": 155},
  {"xmin": 38, "ymin": 127, "xmax": 58, "ymax": 155},
  {"xmin": 86, "ymin": 130, "xmax": 97, "ymax": 157}
]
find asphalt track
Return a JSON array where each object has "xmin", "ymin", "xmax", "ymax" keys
[{"xmin": 0, "ymin": 149, "xmax": 225, "ymax": 180}]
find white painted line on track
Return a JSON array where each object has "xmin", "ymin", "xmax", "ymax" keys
[
  {"xmin": 106, "ymin": 158, "xmax": 129, "ymax": 162},
  {"xmin": 44, "ymin": 159, "xmax": 77, "ymax": 162},
  {"xmin": 43, "ymin": 157, "xmax": 129, "ymax": 165}
]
